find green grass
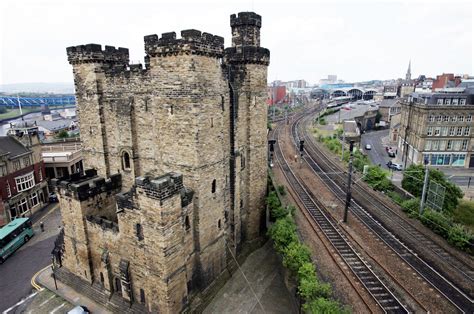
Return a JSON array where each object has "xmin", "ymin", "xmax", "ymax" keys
[
  {"xmin": 452, "ymin": 200, "xmax": 474, "ymax": 232},
  {"xmin": 0, "ymin": 108, "xmax": 37, "ymax": 120}
]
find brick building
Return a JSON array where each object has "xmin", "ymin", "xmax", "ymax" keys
[
  {"xmin": 0, "ymin": 126, "xmax": 48, "ymax": 226},
  {"xmin": 432, "ymin": 73, "xmax": 462, "ymax": 91},
  {"xmin": 399, "ymin": 88, "xmax": 474, "ymax": 168},
  {"xmin": 54, "ymin": 12, "xmax": 269, "ymax": 313}
]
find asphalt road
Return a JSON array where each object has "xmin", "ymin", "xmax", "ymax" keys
[
  {"xmin": 0, "ymin": 206, "xmax": 62, "ymax": 313},
  {"xmin": 361, "ymin": 129, "xmax": 393, "ymax": 169}
]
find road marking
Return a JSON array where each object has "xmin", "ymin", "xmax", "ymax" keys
[
  {"xmin": 2, "ymin": 291, "xmax": 38, "ymax": 313},
  {"xmin": 39, "ymin": 295, "xmax": 56, "ymax": 307},
  {"xmin": 50, "ymin": 302, "xmax": 65, "ymax": 314},
  {"xmin": 31, "ymin": 264, "xmax": 52, "ymax": 291}
]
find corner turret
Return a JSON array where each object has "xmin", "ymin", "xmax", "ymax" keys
[{"xmin": 230, "ymin": 12, "xmax": 261, "ymax": 47}]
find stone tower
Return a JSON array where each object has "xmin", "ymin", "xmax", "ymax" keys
[
  {"xmin": 225, "ymin": 12, "xmax": 270, "ymax": 243},
  {"xmin": 60, "ymin": 11, "xmax": 269, "ymax": 313}
]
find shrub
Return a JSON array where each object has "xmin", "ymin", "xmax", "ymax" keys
[
  {"xmin": 364, "ymin": 166, "xmax": 393, "ymax": 192},
  {"xmin": 447, "ymin": 224, "xmax": 473, "ymax": 251},
  {"xmin": 420, "ymin": 209, "xmax": 452, "ymax": 238},
  {"xmin": 452, "ymin": 200, "xmax": 474, "ymax": 231},
  {"xmin": 56, "ymin": 130, "xmax": 69, "ymax": 138},
  {"xmin": 303, "ymin": 297, "xmax": 348, "ymax": 314},
  {"xmin": 400, "ymin": 198, "xmax": 419, "ymax": 213},
  {"xmin": 386, "ymin": 190, "xmax": 404, "ymax": 205},
  {"xmin": 283, "ymin": 242, "xmax": 311, "ymax": 273},
  {"xmin": 266, "ymin": 191, "xmax": 281, "ymax": 211},
  {"xmin": 268, "ymin": 217, "xmax": 297, "ymax": 253},
  {"xmin": 277, "ymin": 185, "xmax": 287, "ymax": 196},
  {"xmin": 271, "ymin": 205, "xmax": 290, "ymax": 220}
]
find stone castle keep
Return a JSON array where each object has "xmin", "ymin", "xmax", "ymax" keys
[{"xmin": 54, "ymin": 12, "xmax": 269, "ymax": 313}]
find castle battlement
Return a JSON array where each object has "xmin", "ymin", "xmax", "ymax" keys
[
  {"xmin": 53, "ymin": 170, "xmax": 122, "ymax": 201},
  {"xmin": 135, "ymin": 172, "xmax": 185, "ymax": 202},
  {"xmin": 230, "ymin": 12, "xmax": 262, "ymax": 27},
  {"xmin": 103, "ymin": 62, "xmax": 147, "ymax": 78},
  {"xmin": 66, "ymin": 44, "xmax": 129, "ymax": 65},
  {"xmin": 224, "ymin": 46, "xmax": 270, "ymax": 65},
  {"xmin": 86, "ymin": 215, "xmax": 119, "ymax": 233},
  {"xmin": 144, "ymin": 29, "xmax": 224, "ymax": 58}
]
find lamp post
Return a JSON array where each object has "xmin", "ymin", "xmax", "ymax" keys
[{"xmin": 343, "ymin": 140, "xmax": 355, "ymax": 223}]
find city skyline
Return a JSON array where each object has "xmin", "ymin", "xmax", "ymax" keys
[{"xmin": 0, "ymin": 0, "xmax": 472, "ymax": 85}]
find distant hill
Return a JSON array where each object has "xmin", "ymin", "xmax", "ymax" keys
[{"xmin": 0, "ymin": 82, "xmax": 74, "ymax": 94}]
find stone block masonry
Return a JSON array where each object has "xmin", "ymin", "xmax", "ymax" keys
[{"xmin": 59, "ymin": 11, "xmax": 270, "ymax": 313}]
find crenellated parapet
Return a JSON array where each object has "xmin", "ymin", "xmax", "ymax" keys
[
  {"xmin": 66, "ymin": 44, "xmax": 129, "ymax": 65},
  {"xmin": 144, "ymin": 30, "xmax": 224, "ymax": 58},
  {"xmin": 53, "ymin": 169, "xmax": 122, "ymax": 201},
  {"xmin": 230, "ymin": 12, "xmax": 262, "ymax": 28},
  {"xmin": 135, "ymin": 172, "xmax": 184, "ymax": 202},
  {"xmin": 224, "ymin": 46, "xmax": 270, "ymax": 65},
  {"xmin": 86, "ymin": 215, "xmax": 119, "ymax": 232}
]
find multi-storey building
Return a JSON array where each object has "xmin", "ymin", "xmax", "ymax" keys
[
  {"xmin": 0, "ymin": 126, "xmax": 48, "ymax": 226},
  {"xmin": 54, "ymin": 11, "xmax": 269, "ymax": 313},
  {"xmin": 398, "ymin": 88, "xmax": 474, "ymax": 168}
]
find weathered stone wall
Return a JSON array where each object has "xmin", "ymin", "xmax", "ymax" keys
[{"xmin": 63, "ymin": 11, "xmax": 270, "ymax": 313}]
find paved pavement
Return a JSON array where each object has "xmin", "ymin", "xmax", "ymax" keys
[
  {"xmin": 204, "ymin": 241, "xmax": 298, "ymax": 314},
  {"xmin": 34, "ymin": 266, "xmax": 111, "ymax": 314},
  {"xmin": 0, "ymin": 204, "xmax": 62, "ymax": 313}
]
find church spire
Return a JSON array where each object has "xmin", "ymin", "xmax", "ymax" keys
[{"xmin": 406, "ymin": 60, "xmax": 411, "ymax": 80}]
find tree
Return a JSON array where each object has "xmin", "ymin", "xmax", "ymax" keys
[
  {"xmin": 402, "ymin": 164, "xmax": 463, "ymax": 212},
  {"xmin": 57, "ymin": 130, "xmax": 69, "ymax": 138}
]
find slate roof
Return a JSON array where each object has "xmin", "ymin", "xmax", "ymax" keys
[
  {"xmin": 379, "ymin": 99, "xmax": 401, "ymax": 108},
  {"xmin": 0, "ymin": 136, "xmax": 30, "ymax": 159}
]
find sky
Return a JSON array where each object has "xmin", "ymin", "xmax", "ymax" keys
[{"xmin": 0, "ymin": 0, "xmax": 472, "ymax": 86}]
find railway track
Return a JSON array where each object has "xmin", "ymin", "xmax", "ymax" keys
[
  {"xmin": 273, "ymin": 122, "xmax": 409, "ymax": 313},
  {"xmin": 292, "ymin": 112, "xmax": 474, "ymax": 312}
]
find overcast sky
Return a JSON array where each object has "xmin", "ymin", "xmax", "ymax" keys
[{"xmin": 0, "ymin": 0, "xmax": 472, "ymax": 85}]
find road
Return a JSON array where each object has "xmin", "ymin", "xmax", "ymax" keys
[
  {"xmin": 0, "ymin": 205, "xmax": 62, "ymax": 313},
  {"xmin": 361, "ymin": 129, "xmax": 393, "ymax": 169}
]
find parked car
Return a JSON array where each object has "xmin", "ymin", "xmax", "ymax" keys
[
  {"xmin": 387, "ymin": 161, "xmax": 403, "ymax": 171},
  {"xmin": 387, "ymin": 150, "xmax": 395, "ymax": 157},
  {"xmin": 68, "ymin": 306, "xmax": 90, "ymax": 314},
  {"xmin": 365, "ymin": 144, "xmax": 372, "ymax": 150},
  {"xmin": 49, "ymin": 193, "xmax": 58, "ymax": 203}
]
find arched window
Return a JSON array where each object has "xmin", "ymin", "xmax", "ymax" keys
[
  {"xmin": 100, "ymin": 272, "xmax": 104, "ymax": 285},
  {"xmin": 122, "ymin": 152, "xmax": 131, "ymax": 170},
  {"xmin": 211, "ymin": 179, "xmax": 216, "ymax": 194},
  {"xmin": 136, "ymin": 223, "xmax": 144, "ymax": 240},
  {"xmin": 185, "ymin": 216, "xmax": 190, "ymax": 231},
  {"xmin": 140, "ymin": 288, "xmax": 146, "ymax": 304},
  {"xmin": 218, "ymin": 219, "xmax": 221, "ymax": 229}
]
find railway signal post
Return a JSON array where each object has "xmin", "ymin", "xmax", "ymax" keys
[{"xmin": 343, "ymin": 140, "xmax": 355, "ymax": 223}]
